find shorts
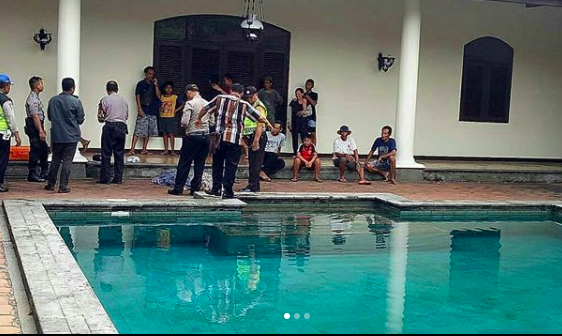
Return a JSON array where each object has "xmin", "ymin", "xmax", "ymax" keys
[
  {"xmin": 134, "ymin": 115, "xmax": 159, "ymax": 138},
  {"xmin": 159, "ymin": 117, "xmax": 177, "ymax": 135},
  {"xmin": 369, "ymin": 160, "xmax": 391, "ymax": 172},
  {"xmin": 333, "ymin": 158, "xmax": 358, "ymax": 171}
]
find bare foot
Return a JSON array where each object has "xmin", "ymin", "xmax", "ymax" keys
[
  {"xmin": 314, "ymin": 178, "xmax": 323, "ymax": 183},
  {"xmin": 338, "ymin": 177, "xmax": 348, "ymax": 183},
  {"xmin": 292, "ymin": 177, "xmax": 298, "ymax": 182},
  {"xmin": 359, "ymin": 180, "xmax": 372, "ymax": 186},
  {"xmin": 161, "ymin": 151, "xmax": 170, "ymax": 156},
  {"xmin": 171, "ymin": 151, "xmax": 177, "ymax": 156},
  {"xmin": 141, "ymin": 150, "xmax": 149, "ymax": 156},
  {"xmin": 129, "ymin": 150, "xmax": 136, "ymax": 156},
  {"xmin": 390, "ymin": 179, "xmax": 398, "ymax": 185}
]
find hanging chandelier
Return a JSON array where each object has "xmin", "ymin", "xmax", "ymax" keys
[{"xmin": 241, "ymin": 0, "xmax": 265, "ymax": 43}]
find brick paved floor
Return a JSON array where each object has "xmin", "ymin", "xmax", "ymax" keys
[{"xmin": 0, "ymin": 179, "xmax": 561, "ymax": 202}]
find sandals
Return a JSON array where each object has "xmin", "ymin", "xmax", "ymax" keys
[
  {"xmin": 292, "ymin": 177, "xmax": 298, "ymax": 183},
  {"xmin": 314, "ymin": 178, "xmax": 323, "ymax": 183},
  {"xmin": 359, "ymin": 180, "xmax": 372, "ymax": 186},
  {"xmin": 338, "ymin": 178, "xmax": 348, "ymax": 183},
  {"xmin": 260, "ymin": 176, "xmax": 272, "ymax": 183}
]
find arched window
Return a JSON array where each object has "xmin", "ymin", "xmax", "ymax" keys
[
  {"xmin": 460, "ymin": 37, "xmax": 514, "ymax": 123},
  {"xmin": 153, "ymin": 15, "xmax": 291, "ymax": 126}
]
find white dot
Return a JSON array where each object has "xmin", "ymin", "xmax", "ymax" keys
[
  {"xmin": 284, "ymin": 313, "xmax": 291, "ymax": 320},
  {"xmin": 294, "ymin": 313, "xmax": 301, "ymax": 320},
  {"xmin": 304, "ymin": 313, "xmax": 311, "ymax": 320}
]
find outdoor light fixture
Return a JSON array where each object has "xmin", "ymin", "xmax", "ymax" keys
[
  {"xmin": 33, "ymin": 28, "xmax": 53, "ymax": 51},
  {"xmin": 241, "ymin": 0, "xmax": 265, "ymax": 43},
  {"xmin": 378, "ymin": 53, "xmax": 396, "ymax": 73}
]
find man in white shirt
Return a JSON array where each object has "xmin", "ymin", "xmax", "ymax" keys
[
  {"xmin": 260, "ymin": 121, "xmax": 286, "ymax": 182},
  {"xmin": 0, "ymin": 74, "xmax": 22, "ymax": 192},
  {"xmin": 332, "ymin": 125, "xmax": 370, "ymax": 185}
]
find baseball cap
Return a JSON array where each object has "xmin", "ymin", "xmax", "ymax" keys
[
  {"xmin": 185, "ymin": 84, "xmax": 199, "ymax": 92},
  {"xmin": 0, "ymin": 74, "xmax": 14, "ymax": 85},
  {"xmin": 243, "ymin": 86, "xmax": 258, "ymax": 98}
]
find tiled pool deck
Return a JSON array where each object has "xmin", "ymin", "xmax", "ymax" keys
[{"xmin": 1, "ymin": 180, "xmax": 562, "ymax": 334}]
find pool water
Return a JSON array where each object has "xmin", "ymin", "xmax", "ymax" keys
[{"xmin": 55, "ymin": 212, "xmax": 562, "ymax": 334}]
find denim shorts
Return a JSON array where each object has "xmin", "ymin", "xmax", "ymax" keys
[{"xmin": 134, "ymin": 115, "xmax": 159, "ymax": 137}]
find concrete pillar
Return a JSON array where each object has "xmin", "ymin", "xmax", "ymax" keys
[
  {"xmin": 57, "ymin": 0, "xmax": 87, "ymax": 163},
  {"xmin": 395, "ymin": 0, "xmax": 424, "ymax": 169}
]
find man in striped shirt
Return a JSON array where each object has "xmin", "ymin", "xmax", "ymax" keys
[{"xmin": 196, "ymin": 84, "xmax": 270, "ymax": 199}]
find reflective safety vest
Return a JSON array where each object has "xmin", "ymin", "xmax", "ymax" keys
[
  {"xmin": 0, "ymin": 94, "xmax": 11, "ymax": 132},
  {"xmin": 243, "ymin": 99, "xmax": 267, "ymax": 136}
]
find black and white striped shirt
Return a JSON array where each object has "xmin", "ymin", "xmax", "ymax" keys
[{"xmin": 205, "ymin": 95, "xmax": 262, "ymax": 145}]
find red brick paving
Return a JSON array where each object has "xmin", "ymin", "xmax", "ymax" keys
[{"xmin": 1, "ymin": 179, "xmax": 561, "ymax": 202}]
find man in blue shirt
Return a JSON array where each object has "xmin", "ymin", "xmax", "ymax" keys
[
  {"xmin": 129, "ymin": 66, "xmax": 161, "ymax": 156},
  {"xmin": 364, "ymin": 126, "xmax": 398, "ymax": 184}
]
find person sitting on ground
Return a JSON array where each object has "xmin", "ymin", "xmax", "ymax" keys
[
  {"xmin": 158, "ymin": 81, "xmax": 182, "ymax": 156},
  {"xmin": 364, "ymin": 126, "xmax": 398, "ymax": 184},
  {"xmin": 333, "ymin": 125, "xmax": 371, "ymax": 185},
  {"xmin": 260, "ymin": 121, "xmax": 286, "ymax": 182},
  {"xmin": 293, "ymin": 136, "xmax": 322, "ymax": 183}
]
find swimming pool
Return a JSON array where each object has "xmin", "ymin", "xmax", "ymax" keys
[{"xmin": 54, "ymin": 212, "xmax": 562, "ymax": 334}]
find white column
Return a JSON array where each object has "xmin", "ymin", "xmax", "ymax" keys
[
  {"xmin": 57, "ymin": 0, "xmax": 87, "ymax": 163},
  {"xmin": 395, "ymin": 0, "xmax": 424, "ymax": 169}
]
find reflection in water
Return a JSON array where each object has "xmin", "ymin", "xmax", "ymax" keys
[
  {"xmin": 95, "ymin": 227, "xmax": 125, "ymax": 293},
  {"xmin": 385, "ymin": 224, "xmax": 409, "ymax": 335},
  {"xmin": 329, "ymin": 214, "xmax": 356, "ymax": 246}
]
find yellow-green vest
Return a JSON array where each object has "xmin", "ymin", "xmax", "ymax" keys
[{"xmin": 243, "ymin": 99, "xmax": 268, "ymax": 136}]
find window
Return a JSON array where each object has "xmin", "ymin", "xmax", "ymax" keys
[
  {"xmin": 154, "ymin": 15, "xmax": 291, "ymax": 126},
  {"xmin": 460, "ymin": 37, "xmax": 514, "ymax": 123}
]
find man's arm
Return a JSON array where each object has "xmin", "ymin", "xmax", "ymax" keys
[
  {"xmin": 2, "ymin": 102, "xmax": 21, "ymax": 146},
  {"xmin": 76, "ymin": 101, "xmax": 86, "ymax": 125},
  {"xmin": 136, "ymin": 95, "xmax": 145, "ymax": 117},
  {"xmin": 379, "ymin": 150, "xmax": 397, "ymax": 161},
  {"xmin": 354, "ymin": 149, "xmax": 361, "ymax": 163},
  {"xmin": 305, "ymin": 93, "xmax": 318, "ymax": 107},
  {"xmin": 154, "ymin": 81, "xmax": 162, "ymax": 100},
  {"xmin": 32, "ymin": 115, "xmax": 46, "ymax": 141},
  {"xmin": 364, "ymin": 150, "xmax": 375, "ymax": 165},
  {"xmin": 181, "ymin": 103, "xmax": 194, "ymax": 128}
]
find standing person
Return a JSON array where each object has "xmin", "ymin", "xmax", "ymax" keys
[
  {"xmin": 288, "ymin": 88, "xmax": 311, "ymax": 156},
  {"xmin": 168, "ymin": 84, "xmax": 210, "ymax": 196},
  {"xmin": 25, "ymin": 76, "xmax": 49, "ymax": 183},
  {"xmin": 129, "ymin": 66, "xmax": 160, "ymax": 156},
  {"xmin": 45, "ymin": 78, "xmax": 85, "ymax": 193},
  {"xmin": 195, "ymin": 84, "xmax": 270, "ymax": 199},
  {"xmin": 261, "ymin": 121, "xmax": 286, "ymax": 182},
  {"xmin": 158, "ymin": 81, "xmax": 181, "ymax": 156},
  {"xmin": 241, "ymin": 86, "xmax": 268, "ymax": 193},
  {"xmin": 0, "ymin": 74, "xmax": 22, "ymax": 192},
  {"xmin": 258, "ymin": 76, "xmax": 284, "ymax": 126},
  {"xmin": 365, "ymin": 126, "xmax": 398, "ymax": 184},
  {"xmin": 98, "ymin": 81, "xmax": 129, "ymax": 185},
  {"xmin": 292, "ymin": 136, "xmax": 322, "ymax": 183},
  {"xmin": 304, "ymin": 79, "xmax": 319, "ymax": 145},
  {"xmin": 333, "ymin": 125, "xmax": 371, "ymax": 185},
  {"xmin": 211, "ymin": 73, "xmax": 234, "ymax": 96}
]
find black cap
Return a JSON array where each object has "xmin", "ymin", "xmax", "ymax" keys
[
  {"xmin": 231, "ymin": 83, "xmax": 245, "ymax": 94},
  {"xmin": 243, "ymin": 86, "xmax": 258, "ymax": 98},
  {"xmin": 185, "ymin": 84, "xmax": 199, "ymax": 92}
]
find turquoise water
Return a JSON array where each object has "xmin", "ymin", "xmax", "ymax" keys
[{"xmin": 55, "ymin": 212, "xmax": 562, "ymax": 334}]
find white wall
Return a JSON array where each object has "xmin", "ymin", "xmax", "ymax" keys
[{"xmin": 2, "ymin": 0, "xmax": 562, "ymax": 158}]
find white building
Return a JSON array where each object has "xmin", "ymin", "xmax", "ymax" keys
[{"xmin": 2, "ymin": 0, "xmax": 562, "ymax": 167}]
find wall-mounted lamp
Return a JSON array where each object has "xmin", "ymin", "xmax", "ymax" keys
[
  {"xmin": 34, "ymin": 29, "xmax": 53, "ymax": 51},
  {"xmin": 378, "ymin": 53, "xmax": 396, "ymax": 73}
]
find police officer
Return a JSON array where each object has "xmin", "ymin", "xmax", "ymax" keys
[
  {"xmin": 25, "ymin": 76, "xmax": 49, "ymax": 182},
  {"xmin": 241, "ymin": 86, "xmax": 268, "ymax": 193},
  {"xmin": 0, "ymin": 74, "xmax": 22, "ymax": 192}
]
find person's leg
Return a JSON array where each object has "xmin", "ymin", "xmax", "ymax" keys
[
  {"xmin": 241, "ymin": 141, "xmax": 249, "ymax": 160},
  {"xmin": 0, "ymin": 140, "xmax": 10, "ymax": 188},
  {"xmin": 47, "ymin": 143, "xmax": 64, "ymax": 188},
  {"xmin": 292, "ymin": 131, "xmax": 299, "ymax": 156},
  {"xmin": 211, "ymin": 143, "xmax": 226, "ymax": 194},
  {"xmin": 389, "ymin": 156, "xmax": 398, "ymax": 184},
  {"xmin": 129, "ymin": 135, "xmax": 139, "ymax": 156},
  {"xmin": 162, "ymin": 134, "xmax": 170, "ymax": 155},
  {"xmin": 59, "ymin": 143, "xmax": 78, "ymax": 191},
  {"xmin": 274, "ymin": 156, "xmax": 286, "ymax": 175},
  {"xmin": 246, "ymin": 135, "xmax": 267, "ymax": 192},
  {"xmin": 365, "ymin": 162, "xmax": 390, "ymax": 181},
  {"xmin": 113, "ymin": 130, "xmax": 127, "ymax": 184},
  {"xmin": 262, "ymin": 152, "xmax": 275, "ymax": 177},
  {"xmin": 100, "ymin": 126, "xmax": 113, "ymax": 183},
  {"xmin": 223, "ymin": 142, "xmax": 242, "ymax": 197},
  {"xmin": 39, "ymin": 139, "xmax": 50, "ymax": 179},
  {"xmin": 190, "ymin": 135, "xmax": 210, "ymax": 194},
  {"xmin": 314, "ymin": 159, "xmax": 323, "ymax": 182},
  {"xmin": 292, "ymin": 158, "xmax": 302, "ymax": 181},
  {"xmin": 336, "ymin": 159, "xmax": 347, "ymax": 182},
  {"xmin": 141, "ymin": 137, "xmax": 149, "ymax": 155},
  {"xmin": 172, "ymin": 136, "xmax": 197, "ymax": 194},
  {"xmin": 28, "ymin": 134, "xmax": 41, "ymax": 180},
  {"xmin": 356, "ymin": 162, "xmax": 371, "ymax": 185},
  {"xmin": 170, "ymin": 135, "xmax": 176, "ymax": 156}
]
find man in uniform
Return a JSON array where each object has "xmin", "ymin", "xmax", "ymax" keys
[{"xmin": 25, "ymin": 76, "xmax": 49, "ymax": 182}]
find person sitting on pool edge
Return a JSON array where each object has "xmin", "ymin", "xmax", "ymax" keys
[
  {"xmin": 332, "ymin": 125, "xmax": 371, "ymax": 185},
  {"xmin": 292, "ymin": 136, "xmax": 322, "ymax": 183},
  {"xmin": 364, "ymin": 126, "xmax": 398, "ymax": 184}
]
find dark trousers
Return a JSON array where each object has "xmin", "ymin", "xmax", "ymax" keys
[
  {"xmin": 100, "ymin": 123, "xmax": 127, "ymax": 183},
  {"xmin": 26, "ymin": 118, "xmax": 49, "ymax": 177},
  {"xmin": 173, "ymin": 134, "xmax": 210, "ymax": 193},
  {"xmin": 48, "ymin": 143, "xmax": 77, "ymax": 188},
  {"xmin": 212, "ymin": 141, "xmax": 242, "ymax": 195},
  {"xmin": 292, "ymin": 118, "xmax": 310, "ymax": 155},
  {"xmin": 0, "ymin": 139, "xmax": 11, "ymax": 185},
  {"xmin": 244, "ymin": 133, "xmax": 267, "ymax": 192},
  {"xmin": 263, "ymin": 152, "xmax": 286, "ymax": 176}
]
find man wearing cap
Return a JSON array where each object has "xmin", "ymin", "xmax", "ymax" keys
[
  {"xmin": 241, "ymin": 86, "xmax": 268, "ymax": 193},
  {"xmin": 333, "ymin": 125, "xmax": 371, "ymax": 185},
  {"xmin": 168, "ymin": 84, "xmax": 210, "ymax": 196},
  {"xmin": 98, "ymin": 81, "xmax": 129, "ymax": 185},
  {"xmin": 195, "ymin": 83, "xmax": 271, "ymax": 199},
  {"xmin": 0, "ymin": 74, "xmax": 22, "ymax": 192},
  {"xmin": 45, "ymin": 78, "xmax": 85, "ymax": 193},
  {"xmin": 25, "ymin": 76, "xmax": 49, "ymax": 183}
]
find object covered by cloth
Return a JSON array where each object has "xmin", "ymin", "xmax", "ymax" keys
[{"xmin": 151, "ymin": 170, "xmax": 213, "ymax": 191}]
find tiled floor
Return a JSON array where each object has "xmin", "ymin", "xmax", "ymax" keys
[{"xmin": 0, "ymin": 239, "xmax": 21, "ymax": 334}]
